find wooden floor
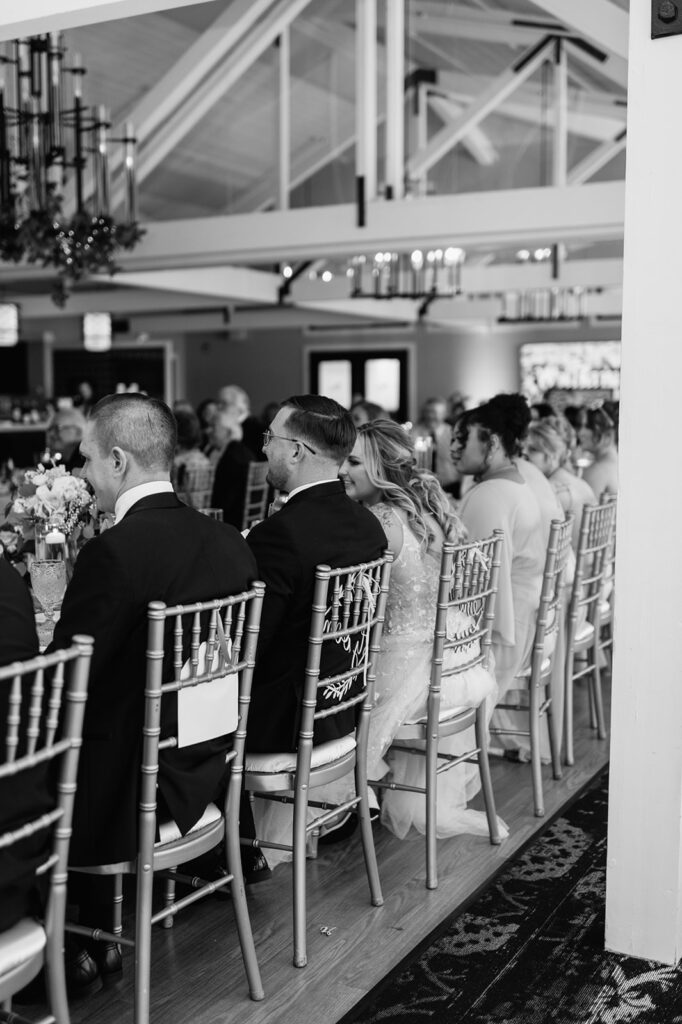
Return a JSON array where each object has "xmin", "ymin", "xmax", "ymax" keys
[{"xmin": 68, "ymin": 682, "xmax": 611, "ymax": 1024}]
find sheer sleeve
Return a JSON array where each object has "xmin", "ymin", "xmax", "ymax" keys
[{"xmin": 370, "ymin": 502, "xmax": 404, "ymax": 559}]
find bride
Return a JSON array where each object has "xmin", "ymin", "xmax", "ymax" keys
[{"xmin": 340, "ymin": 420, "xmax": 508, "ymax": 840}]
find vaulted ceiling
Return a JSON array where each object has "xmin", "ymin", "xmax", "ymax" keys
[{"xmin": 0, "ymin": 0, "xmax": 629, "ymax": 328}]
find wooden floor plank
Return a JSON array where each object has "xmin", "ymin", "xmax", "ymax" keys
[{"xmin": 67, "ymin": 682, "xmax": 611, "ymax": 1024}]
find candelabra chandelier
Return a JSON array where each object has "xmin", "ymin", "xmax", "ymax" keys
[
  {"xmin": 0, "ymin": 33, "xmax": 144, "ymax": 306},
  {"xmin": 348, "ymin": 247, "xmax": 465, "ymax": 303}
]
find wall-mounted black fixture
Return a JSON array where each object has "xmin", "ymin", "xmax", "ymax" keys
[{"xmin": 652, "ymin": 0, "xmax": 682, "ymax": 38}]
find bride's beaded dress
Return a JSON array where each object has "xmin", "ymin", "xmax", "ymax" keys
[{"xmin": 369, "ymin": 504, "xmax": 508, "ymax": 840}]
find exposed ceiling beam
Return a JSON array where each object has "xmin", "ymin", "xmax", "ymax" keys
[
  {"xmin": 528, "ymin": 0, "xmax": 629, "ymax": 61},
  {"xmin": 104, "ymin": 182, "xmax": 625, "ymax": 269},
  {"xmin": 427, "ymin": 95, "xmax": 498, "ymax": 166},
  {"xmin": 408, "ymin": 37, "xmax": 556, "ymax": 178},
  {"xmin": 296, "ymin": 298, "xmax": 420, "ymax": 323},
  {"xmin": 567, "ymin": 131, "xmax": 627, "ymax": 185},
  {"xmin": 410, "ymin": 1, "xmax": 568, "ymax": 47},
  {"xmin": 111, "ymin": 267, "xmax": 281, "ymax": 306},
  {"xmin": 563, "ymin": 36, "xmax": 628, "ymax": 93},
  {"xmin": 105, "ymin": 0, "xmax": 315, "ymax": 212},
  {"xmin": 434, "ymin": 76, "xmax": 626, "ymax": 142},
  {"xmin": 0, "ymin": 0, "xmax": 202, "ymax": 40},
  {"xmin": 63, "ymin": 0, "xmax": 275, "ymax": 214}
]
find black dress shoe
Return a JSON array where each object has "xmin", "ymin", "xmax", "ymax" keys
[
  {"xmin": 65, "ymin": 945, "xmax": 103, "ymax": 997},
  {"xmin": 241, "ymin": 848, "xmax": 273, "ymax": 885},
  {"xmin": 85, "ymin": 940, "xmax": 122, "ymax": 977}
]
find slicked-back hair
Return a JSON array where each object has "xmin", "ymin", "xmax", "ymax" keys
[
  {"xmin": 280, "ymin": 394, "xmax": 356, "ymax": 463},
  {"xmin": 90, "ymin": 394, "xmax": 177, "ymax": 472}
]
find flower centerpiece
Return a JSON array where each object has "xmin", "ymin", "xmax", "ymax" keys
[{"xmin": 1, "ymin": 453, "xmax": 95, "ymax": 573}]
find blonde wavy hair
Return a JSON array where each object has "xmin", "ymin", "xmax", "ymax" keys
[{"xmin": 357, "ymin": 420, "xmax": 464, "ymax": 549}]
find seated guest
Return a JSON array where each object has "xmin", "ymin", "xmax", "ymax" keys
[
  {"xmin": 196, "ymin": 397, "xmax": 218, "ymax": 453},
  {"xmin": 0, "ymin": 557, "xmax": 43, "ymax": 935},
  {"xmin": 453, "ymin": 395, "xmax": 564, "ymax": 763},
  {"xmin": 349, "ymin": 399, "xmax": 389, "ymax": 428},
  {"xmin": 172, "ymin": 407, "xmax": 212, "ymax": 502},
  {"xmin": 411, "ymin": 396, "xmax": 461, "ymax": 498},
  {"xmin": 48, "ymin": 393, "xmax": 257, "ymax": 988},
  {"xmin": 246, "ymin": 395, "xmax": 386, "ymax": 752},
  {"xmin": 45, "ymin": 407, "xmax": 87, "ymax": 472},
  {"xmin": 452, "ymin": 395, "xmax": 545, "ymax": 699},
  {"xmin": 525, "ymin": 420, "xmax": 597, "ymax": 550},
  {"xmin": 211, "ymin": 395, "xmax": 256, "ymax": 528},
  {"xmin": 243, "ymin": 395, "xmax": 386, "ymax": 859},
  {"xmin": 339, "ymin": 420, "xmax": 506, "ymax": 840},
  {"xmin": 576, "ymin": 404, "xmax": 619, "ymax": 498}
]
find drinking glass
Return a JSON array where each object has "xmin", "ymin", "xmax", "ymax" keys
[{"xmin": 30, "ymin": 559, "xmax": 67, "ymax": 647}]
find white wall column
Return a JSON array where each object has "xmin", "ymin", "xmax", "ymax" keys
[
  {"xmin": 384, "ymin": 0, "xmax": 405, "ymax": 199},
  {"xmin": 355, "ymin": 0, "xmax": 377, "ymax": 220},
  {"xmin": 278, "ymin": 26, "xmax": 290, "ymax": 211},
  {"xmin": 605, "ymin": 0, "xmax": 682, "ymax": 965}
]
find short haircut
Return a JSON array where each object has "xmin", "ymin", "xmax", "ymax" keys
[
  {"xmin": 90, "ymin": 394, "xmax": 177, "ymax": 472},
  {"xmin": 280, "ymin": 394, "xmax": 356, "ymax": 463}
]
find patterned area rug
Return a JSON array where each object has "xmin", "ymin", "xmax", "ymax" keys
[{"xmin": 346, "ymin": 772, "xmax": 682, "ymax": 1024}]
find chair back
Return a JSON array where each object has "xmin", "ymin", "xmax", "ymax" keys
[
  {"xmin": 140, "ymin": 587, "xmax": 264, "ymax": 865},
  {"xmin": 567, "ymin": 500, "xmax": 617, "ymax": 638},
  {"xmin": 427, "ymin": 530, "xmax": 503, "ymax": 725},
  {"xmin": 242, "ymin": 461, "xmax": 270, "ymax": 530},
  {"xmin": 176, "ymin": 465, "xmax": 216, "ymax": 510},
  {"xmin": 297, "ymin": 554, "xmax": 392, "ymax": 767},
  {"xmin": 528, "ymin": 516, "xmax": 574, "ymax": 675},
  {"xmin": 0, "ymin": 636, "xmax": 93, "ymax": 956}
]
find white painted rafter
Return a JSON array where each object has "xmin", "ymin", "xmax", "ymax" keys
[
  {"xmin": 567, "ymin": 131, "xmax": 627, "ymax": 185},
  {"xmin": 109, "ymin": 182, "xmax": 625, "ymax": 270},
  {"xmin": 408, "ymin": 37, "xmax": 556, "ymax": 178},
  {"xmin": 410, "ymin": 1, "xmax": 568, "ymax": 47},
  {"xmin": 0, "ymin": 0, "xmax": 202, "ymax": 40},
  {"xmin": 103, "ymin": 0, "xmax": 315, "ymax": 213},
  {"xmin": 528, "ymin": 0, "xmax": 629, "ymax": 60}
]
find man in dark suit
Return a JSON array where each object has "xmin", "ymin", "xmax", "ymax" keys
[
  {"xmin": 49, "ymin": 393, "xmax": 257, "ymax": 986},
  {"xmin": 246, "ymin": 395, "xmax": 386, "ymax": 754},
  {"xmin": 0, "ymin": 557, "xmax": 44, "ymax": 935}
]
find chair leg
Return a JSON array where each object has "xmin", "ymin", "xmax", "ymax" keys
[
  {"xmin": 545, "ymin": 684, "xmax": 562, "ymax": 781},
  {"xmin": 529, "ymin": 681, "xmax": 544, "ymax": 817},
  {"xmin": 292, "ymin": 778, "xmax": 310, "ymax": 968},
  {"xmin": 564, "ymin": 650, "xmax": 575, "ymax": 767},
  {"xmin": 161, "ymin": 867, "xmax": 176, "ymax": 930},
  {"xmin": 224, "ymin": 819, "xmax": 264, "ymax": 1001},
  {"xmin": 475, "ymin": 708, "xmax": 502, "ymax": 846},
  {"xmin": 44, "ymin": 884, "xmax": 70, "ymax": 1024},
  {"xmin": 113, "ymin": 873, "xmax": 123, "ymax": 941},
  {"xmin": 424, "ymin": 734, "xmax": 439, "ymax": 889},
  {"xmin": 355, "ymin": 758, "xmax": 384, "ymax": 906},
  {"xmin": 590, "ymin": 644, "xmax": 607, "ymax": 740},
  {"xmin": 134, "ymin": 859, "xmax": 154, "ymax": 1024}
]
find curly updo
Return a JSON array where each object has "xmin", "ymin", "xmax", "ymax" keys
[{"xmin": 455, "ymin": 393, "xmax": 531, "ymax": 459}]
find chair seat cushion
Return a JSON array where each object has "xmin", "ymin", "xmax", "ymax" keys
[
  {"xmin": 0, "ymin": 917, "xmax": 46, "ymax": 976},
  {"xmin": 575, "ymin": 621, "xmax": 595, "ymax": 644},
  {"xmin": 403, "ymin": 704, "xmax": 471, "ymax": 727},
  {"xmin": 246, "ymin": 734, "xmax": 356, "ymax": 775},
  {"xmin": 515, "ymin": 656, "xmax": 551, "ymax": 680},
  {"xmin": 157, "ymin": 801, "xmax": 222, "ymax": 846}
]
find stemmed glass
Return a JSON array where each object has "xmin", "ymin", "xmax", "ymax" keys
[{"xmin": 29, "ymin": 559, "xmax": 67, "ymax": 648}]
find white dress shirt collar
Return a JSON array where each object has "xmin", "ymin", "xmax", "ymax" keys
[
  {"xmin": 286, "ymin": 479, "xmax": 338, "ymax": 501},
  {"xmin": 114, "ymin": 481, "xmax": 174, "ymax": 523}
]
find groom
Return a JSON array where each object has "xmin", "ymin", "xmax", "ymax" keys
[{"xmin": 245, "ymin": 394, "xmax": 386, "ymax": 753}]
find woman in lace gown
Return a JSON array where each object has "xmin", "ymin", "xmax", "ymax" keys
[{"xmin": 339, "ymin": 420, "xmax": 507, "ymax": 840}]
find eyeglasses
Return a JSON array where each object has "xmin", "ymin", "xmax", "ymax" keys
[{"xmin": 262, "ymin": 429, "xmax": 316, "ymax": 455}]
